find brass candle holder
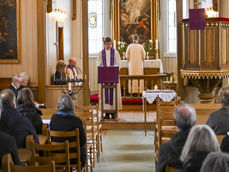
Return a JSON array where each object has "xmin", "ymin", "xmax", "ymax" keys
[{"xmin": 154, "ymin": 48, "xmax": 159, "ymax": 59}]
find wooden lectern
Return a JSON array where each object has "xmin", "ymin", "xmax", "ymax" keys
[{"xmin": 98, "ymin": 66, "xmax": 119, "ymax": 120}]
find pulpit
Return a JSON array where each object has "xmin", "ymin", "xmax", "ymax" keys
[
  {"xmin": 181, "ymin": 17, "xmax": 229, "ymax": 103},
  {"xmin": 98, "ymin": 66, "xmax": 119, "ymax": 120}
]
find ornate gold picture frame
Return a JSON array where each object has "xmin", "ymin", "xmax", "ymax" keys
[
  {"xmin": 0, "ymin": 0, "xmax": 21, "ymax": 63},
  {"xmin": 114, "ymin": 0, "xmax": 157, "ymax": 44}
]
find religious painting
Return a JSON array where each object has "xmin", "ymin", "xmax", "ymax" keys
[
  {"xmin": 118, "ymin": 0, "xmax": 156, "ymax": 44},
  {"xmin": 0, "ymin": 0, "xmax": 21, "ymax": 63}
]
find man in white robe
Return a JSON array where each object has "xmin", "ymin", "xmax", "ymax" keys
[
  {"xmin": 126, "ymin": 34, "xmax": 146, "ymax": 94},
  {"xmin": 97, "ymin": 37, "xmax": 122, "ymax": 119}
]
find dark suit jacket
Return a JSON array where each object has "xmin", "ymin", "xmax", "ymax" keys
[
  {"xmin": 0, "ymin": 105, "xmax": 39, "ymax": 148},
  {"xmin": 0, "ymin": 132, "xmax": 21, "ymax": 167},
  {"xmin": 9, "ymin": 84, "xmax": 19, "ymax": 98}
]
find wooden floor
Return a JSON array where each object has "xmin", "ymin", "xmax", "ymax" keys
[{"xmin": 102, "ymin": 111, "xmax": 156, "ymax": 130}]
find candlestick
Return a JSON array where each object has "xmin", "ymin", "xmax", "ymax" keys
[
  {"xmin": 113, "ymin": 40, "xmax": 116, "ymax": 49},
  {"xmin": 155, "ymin": 40, "xmax": 158, "ymax": 49}
]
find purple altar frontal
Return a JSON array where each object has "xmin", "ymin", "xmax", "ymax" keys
[{"xmin": 98, "ymin": 66, "xmax": 119, "ymax": 83}]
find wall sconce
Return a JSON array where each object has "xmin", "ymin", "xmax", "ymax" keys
[{"xmin": 51, "ymin": 9, "xmax": 67, "ymax": 22}]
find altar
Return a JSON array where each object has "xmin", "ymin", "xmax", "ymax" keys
[{"xmin": 120, "ymin": 59, "xmax": 164, "ymax": 75}]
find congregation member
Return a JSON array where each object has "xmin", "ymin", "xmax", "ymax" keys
[
  {"xmin": 0, "ymin": 96, "xmax": 22, "ymax": 167},
  {"xmin": 50, "ymin": 95, "xmax": 86, "ymax": 167},
  {"xmin": 53, "ymin": 60, "xmax": 67, "ymax": 85},
  {"xmin": 178, "ymin": 124, "xmax": 220, "ymax": 172},
  {"xmin": 9, "ymin": 74, "xmax": 22, "ymax": 98},
  {"xmin": 16, "ymin": 88, "xmax": 43, "ymax": 134},
  {"xmin": 156, "ymin": 104, "xmax": 196, "ymax": 172},
  {"xmin": 200, "ymin": 152, "xmax": 229, "ymax": 172},
  {"xmin": 125, "ymin": 34, "xmax": 145, "ymax": 94},
  {"xmin": 66, "ymin": 57, "xmax": 78, "ymax": 80},
  {"xmin": 18, "ymin": 72, "xmax": 29, "ymax": 90},
  {"xmin": 0, "ymin": 89, "xmax": 39, "ymax": 148},
  {"xmin": 220, "ymin": 135, "xmax": 229, "ymax": 153},
  {"xmin": 206, "ymin": 85, "xmax": 229, "ymax": 134},
  {"xmin": 97, "ymin": 37, "xmax": 122, "ymax": 119}
]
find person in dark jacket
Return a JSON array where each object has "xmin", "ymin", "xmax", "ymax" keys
[
  {"xmin": 50, "ymin": 94, "xmax": 86, "ymax": 166},
  {"xmin": 8, "ymin": 74, "xmax": 22, "ymax": 98},
  {"xmin": 206, "ymin": 85, "xmax": 229, "ymax": 134},
  {"xmin": 0, "ymin": 96, "xmax": 22, "ymax": 167},
  {"xmin": 220, "ymin": 135, "xmax": 229, "ymax": 153},
  {"xmin": 0, "ymin": 89, "xmax": 39, "ymax": 148},
  {"xmin": 156, "ymin": 104, "xmax": 196, "ymax": 172},
  {"xmin": 16, "ymin": 88, "xmax": 43, "ymax": 134},
  {"xmin": 53, "ymin": 60, "xmax": 67, "ymax": 85},
  {"xmin": 178, "ymin": 124, "xmax": 220, "ymax": 172}
]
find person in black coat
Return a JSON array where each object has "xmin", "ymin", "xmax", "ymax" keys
[
  {"xmin": 16, "ymin": 88, "xmax": 43, "ymax": 134},
  {"xmin": 178, "ymin": 125, "xmax": 220, "ymax": 172},
  {"xmin": 0, "ymin": 89, "xmax": 39, "ymax": 148},
  {"xmin": 53, "ymin": 60, "xmax": 67, "ymax": 85},
  {"xmin": 0, "ymin": 96, "xmax": 22, "ymax": 167},
  {"xmin": 156, "ymin": 104, "xmax": 196, "ymax": 172},
  {"xmin": 8, "ymin": 74, "xmax": 22, "ymax": 98},
  {"xmin": 50, "ymin": 95, "xmax": 86, "ymax": 166}
]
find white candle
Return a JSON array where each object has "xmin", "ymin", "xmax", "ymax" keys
[
  {"xmin": 68, "ymin": 82, "xmax": 72, "ymax": 91},
  {"xmin": 113, "ymin": 40, "xmax": 116, "ymax": 49},
  {"xmin": 155, "ymin": 40, "xmax": 158, "ymax": 49},
  {"xmin": 154, "ymin": 84, "xmax": 158, "ymax": 91}
]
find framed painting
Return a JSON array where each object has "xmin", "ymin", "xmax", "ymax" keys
[
  {"xmin": 114, "ymin": 0, "xmax": 157, "ymax": 44},
  {"xmin": 0, "ymin": 0, "xmax": 21, "ymax": 63}
]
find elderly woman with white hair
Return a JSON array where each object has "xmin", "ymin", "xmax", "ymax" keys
[
  {"xmin": 50, "ymin": 95, "xmax": 86, "ymax": 167},
  {"xmin": 178, "ymin": 124, "xmax": 220, "ymax": 172},
  {"xmin": 206, "ymin": 85, "xmax": 229, "ymax": 134}
]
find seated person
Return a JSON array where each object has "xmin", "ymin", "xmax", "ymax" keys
[
  {"xmin": 200, "ymin": 152, "xmax": 229, "ymax": 172},
  {"xmin": 16, "ymin": 88, "xmax": 43, "ymax": 134},
  {"xmin": 50, "ymin": 95, "xmax": 86, "ymax": 166},
  {"xmin": 156, "ymin": 104, "xmax": 196, "ymax": 172},
  {"xmin": 220, "ymin": 135, "xmax": 229, "ymax": 153},
  {"xmin": 66, "ymin": 57, "xmax": 78, "ymax": 80},
  {"xmin": 0, "ymin": 89, "xmax": 39, "ymax": 148},
  {"xmin": 18, "ymin": 72, "xmax": 29, "ymax": 90},
  {"xmin": 0, "ymin": 97, "xmax": 22, "ymax": 167},
  {"xmin": 206, "ymin": 85, "xmax": 229, "ymax": 134},
  {"xmin": 9, "ymin": 74, "xmax": 22, "ymax": 98},
  {"xmin": 178, "ymin": 124, "xmax": 220, "ymax": 172},
  {"xmin": 53, "ymin": 60, "xmax": 67, "ymax": 85}
]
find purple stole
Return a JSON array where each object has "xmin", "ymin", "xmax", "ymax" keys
[
  {"xmin": 67, "ymin": 65, "xmax": 77, "ymax": 79},
  {"xmin": 102, "ymin": 48, "xmax": 115, "ymax": 105}
]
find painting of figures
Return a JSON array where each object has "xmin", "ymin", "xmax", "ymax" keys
[
  {"xmin": 0, "ymin": 0, "xmax": 20, "ymax": 63},
  {"xmin": 120, "ymin": 0, "xmax": 151, "ymax": 44}
]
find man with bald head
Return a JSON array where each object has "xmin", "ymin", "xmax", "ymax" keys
[
  {"xmin": 156, "ymin": 104, "xmax": 196, "ymax": 172},
  {"xmin": 66, "ymin": 57, "xmax": 78, "ymax": 80}
]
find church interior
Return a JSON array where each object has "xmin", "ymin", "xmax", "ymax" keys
[{"xmin": 1, "ymin": 0, "xmax": 229, "ymax": 172}]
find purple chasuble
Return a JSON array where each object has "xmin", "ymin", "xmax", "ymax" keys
[{"xmin": 102, "ymin": 48, "xmax": 115, "ymax": 105}]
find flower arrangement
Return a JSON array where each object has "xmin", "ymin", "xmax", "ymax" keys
[
  {"xmin": 117, "ymin": 41, "xmax": 127, "ymax": 53},
  {"xmin": 142, "ymin": 40, "xmax": 153, "ymax": 53}
]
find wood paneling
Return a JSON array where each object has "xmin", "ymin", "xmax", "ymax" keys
[{"xmin": 0, "ymin": 0, "xmax": 38, "ymax": 87}]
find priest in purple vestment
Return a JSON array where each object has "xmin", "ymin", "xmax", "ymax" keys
[{"xmin": 97, "ymin": 37, "xmax": 122, "ymax": 119}]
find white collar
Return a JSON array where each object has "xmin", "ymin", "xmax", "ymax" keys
[{"xmin": 11, "ymin": 83, "xmax": 18, "ymax": 89}]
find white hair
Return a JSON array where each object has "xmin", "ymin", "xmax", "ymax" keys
[
  {"xmin": 19, "ymin": 72, "xmax": 29, "ymax": 81},
  {"xmin": 180, "ymin": 124, "xmax": 220, "ymax": 162},
  {"xmin": 12, "ymin": 74, "xmax": 22, "ymax": 82}
]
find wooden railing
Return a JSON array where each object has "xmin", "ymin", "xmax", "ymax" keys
[{"xmin": 119, "ymin": 73, "xmax": 172, "ymax": 98}]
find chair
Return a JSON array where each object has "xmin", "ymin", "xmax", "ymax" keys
[
  {"xmin": 76, "ymin": 111, "xmax": 96, "ymax": 168},
  {"xmin": 10, "ymin": 161, "xmax": 56, "ymax": 172},
  {"xmin": 0, "ymin": 153, "xmax": 12, "ymax": 172},
  {"xmin": 32, "ymin": 141, "xmax": 70, "ymax": 172},
  {"xmin": 76, "ymin": 104, "xmax": 103, "ymax": 163},
  {"xmin": 217, "ymin": 135, "xmax": 226, "ymax": 145},
  {"xmin": 48, "ymin": 129, "xmax": 86, "ymax": 172},
  {"xmin": 165, "ymin": 165, "xmax": 177, "ymax": 172}
]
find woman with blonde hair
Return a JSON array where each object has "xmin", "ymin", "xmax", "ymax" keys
[
  {"xmin": 206, "ymin": 85, "xmax": 229, "ymax": 134},
  {"xmin": 178, "ymin": 124, "xmax": 220, "ymax": 172},
  {"xmin": 53, "ymin": 60, "xmax": 67, "ymax": 85}
]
